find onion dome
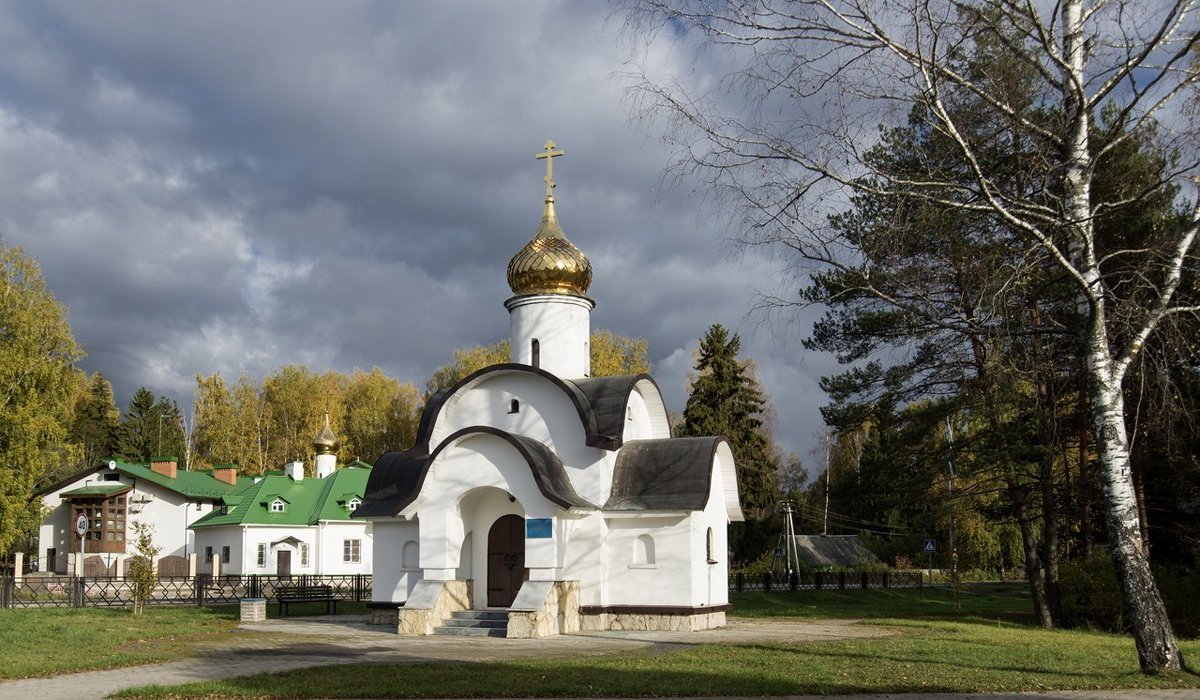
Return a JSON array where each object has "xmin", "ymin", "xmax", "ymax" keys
[
  {"xmin": 313, "ymin": 412, "xmax": 340, "ymax": 455},
  {"xmin": 507, "ymin": 194, "xmax": 593, "ymax": 297}
]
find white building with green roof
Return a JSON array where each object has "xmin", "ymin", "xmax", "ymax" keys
[
  {"xmin": 35, "ymin": 457, "xmax": 254, "ymax": 573},
  {"xmin": 190, "ymin": 420, "xmax": 373, "ymax": 577}
]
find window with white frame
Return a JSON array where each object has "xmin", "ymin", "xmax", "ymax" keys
[
  {"xmin": 256, "ymin": 543, "xmax": 266, "ymax": 567},
  {"xmin": 346, "ymin": 497, "xmax": 361, "ymax": 512},
  {"xmin": 343, "ymin": 539, "xmax": 361, "ymax": 563},
  {"xmin": 270, "ymin": 499, "xmax": 285, "ymax": 512},
  {"xmin": 300, "ymin": 543, "xmax": 309, "ymax": 567},
  {"xmin": 221, "ymin": 546, "xmax": 230, "ymax": 564}
]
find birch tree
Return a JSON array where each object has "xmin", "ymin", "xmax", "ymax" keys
[{"xmin": 625, "ymin": 0, "xmax": 1197, "ymax": 673}]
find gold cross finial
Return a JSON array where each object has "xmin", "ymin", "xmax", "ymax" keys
[{"xmin": 535, "ymin": 140, "xmax": 565, "ymax": 196}]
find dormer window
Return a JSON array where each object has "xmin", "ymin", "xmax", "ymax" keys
[
  {"xmin": 270, "ymin": 499, "xmax": 286, "ymax": 513},
  {"xmin": 508, "ymin": 399, "xmax": 520, "ymax": 414},
  {"xmin": 346, "ymin": 497, "xmax": 361, "ymax": 512}
]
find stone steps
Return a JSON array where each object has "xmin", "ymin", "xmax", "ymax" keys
[{"xmin": 433, "ymin": 610, "xmax": 509, "ymax": 637}]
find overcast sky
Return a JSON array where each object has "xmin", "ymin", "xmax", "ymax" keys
[{"xmin": 0, "ymin": 1, "xmax": 842, "ymax": 466}]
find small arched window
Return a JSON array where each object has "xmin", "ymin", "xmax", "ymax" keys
[
  {"xmin": 634, "ymin": 534, "xmax": 656, "ymax": 566},
  {"xmin": 706, "ymin": 527, "xmax": 716, "ymax": 564},
  {"xmin": 402, "ymin": 540, "xmax": 419, "ymax": 569},
  {"xmin": 346, "ymin": 497, "xmax": 361, "ymax": 512},
  {"xmin": 531, "ymin": 339, "xmax": 540, "ymax": 368},
  {"xmin": 508, "ymin": 399, "xmax": 520, "ymax": 414},
  {"xmin": 270, "ymin": 500, "xmax": 286, "ymax": 513}
]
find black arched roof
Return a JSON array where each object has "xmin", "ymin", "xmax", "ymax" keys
[
  {"xmin": 604, "ymin": 437, "xmax": 726, "ymax": 512},
  {"xmin": 354, "ymin": 426, "xmax": 594, "ymax": 518},
  {"xmin": 415, "ymin": 364, "xmax": 665, "ymax": 451}
]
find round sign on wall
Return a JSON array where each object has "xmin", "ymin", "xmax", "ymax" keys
[{"xmin": 74, "ymin": 513, "xmax": 88, "ymax": 536}]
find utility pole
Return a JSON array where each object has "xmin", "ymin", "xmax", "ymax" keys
[{"xmin": 822, "ymin": 439, "xmax": 832, "ymax": 536}]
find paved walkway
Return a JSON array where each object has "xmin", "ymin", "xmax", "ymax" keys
[{"xmin": 0, "ymin": 615, "xmax": 1195, "ymax": 700}]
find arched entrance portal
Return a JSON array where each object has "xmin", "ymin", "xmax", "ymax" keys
[{"xmin": 486, "ymin": 514, "xmax": 528, "ymax": 607}]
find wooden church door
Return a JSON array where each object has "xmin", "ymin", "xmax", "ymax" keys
[{"xmin": 486, "ymin": 514, "xmax": 528, "ymax": 607}]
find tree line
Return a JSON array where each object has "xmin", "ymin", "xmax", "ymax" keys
[{"xmin": 56, "ymin": 329, "xmax": 662, "ymax": 478}]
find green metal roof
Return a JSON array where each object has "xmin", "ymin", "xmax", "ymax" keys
[
  {"xmin": 112, "ymin": 459, "xmax": 255, "ymax": 499},
  {"xmin": 191, "ymin": 465, "xmax": 372, "ymax": 529},
  {"xmin": 60, "ymin": 483, "xmax": 133, "ymax": 498}
]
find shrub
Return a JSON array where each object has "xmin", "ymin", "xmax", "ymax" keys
[{"xmin": 1058, "ymin": 551, "xmax": 1199, "ymax": 637}]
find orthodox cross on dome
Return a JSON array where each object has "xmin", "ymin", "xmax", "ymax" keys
[{"xmin": 535, "ymin": 140, "xmax": 564, "ymax": 197}]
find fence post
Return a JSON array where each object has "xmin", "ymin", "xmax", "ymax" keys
[
  {"xmin": 1, "ymin": 577, "xmax": 11, "ymax": 609},
  {"xmin": 814, "ymin": 571, "xmax": 822, "ymax": 591},
  {"xmin": 74, "ymin": 577, "xmax": 86, "ymax": 608},
  {"xmin": 838, "ymin": 572, "xmax": 846, "ymax": 590},
  {"xmin": 194, "ymin": 574, "xmax": 204, "ymax": 607},
  {"xmin": 861, "ymin": 572, "xmax": 868, "ymax": 589},
  {"xmin": 789, "ymin": 572, "xmax": 798, "ymax": 591},
  {"xmin": 883, "ymin": 571, "xmax": 889, "ymax": 589}
]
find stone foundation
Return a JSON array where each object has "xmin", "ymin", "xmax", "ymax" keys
[
  {"xmin": 395, "ymin": 580, "xmax": 472, "ymax": 635},
  {"xmin": 368, "ymin": 603, "xmax": 402, "ymax": 626},
  {"xmin": 507, "ymin": 580, "xmax": 579, "ymax": 638},
  {"xmin": 580, "ymin": 609, "xmax": 726, "ymax": 632}
]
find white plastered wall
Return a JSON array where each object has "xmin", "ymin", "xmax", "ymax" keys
[
  {"xmin": 315, "ymin": 520, "xmax": 373, "ymax": 575},
  {"xmin": 371, "ymin": 518, "xmax": 422, "ymax": 603},
  {"xmin": 602, "ymin": 515, "xmax": 693, "ymax": 606},
  {"xmin": 192, "ymin": 526, "xmax": 246, "ymax": 574}
]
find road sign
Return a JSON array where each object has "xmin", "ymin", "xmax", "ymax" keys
[
  {"xmin": 74, "ymin": 513, "xmax": 88, "ymax": 536},
  {"xmin": 923, "ymin": 538, "xmax": 936, "ymax": 553}
]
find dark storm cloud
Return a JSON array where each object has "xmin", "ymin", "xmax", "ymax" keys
[{"xmin": 0, "ymin": 0, "xmax": 835, "ymax": 458}]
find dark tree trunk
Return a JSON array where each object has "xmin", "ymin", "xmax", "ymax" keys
[{"xmin": 1007, "ymin": 475, "xmax": 1053, "ymax": 627}]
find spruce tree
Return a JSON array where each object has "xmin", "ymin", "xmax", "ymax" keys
[
  {"xmin": 122, "ymin": 388, "xmax": 186, "ymax": 463},
  {"xmin": 679, "ymin": 324, "xmax": 779, "ymax": 562},
  {"xmin": 70, "ymin": 372, "xmax": 125, "ymax": 467}
]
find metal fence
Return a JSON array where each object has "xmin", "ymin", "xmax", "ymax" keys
[
  {"xmin": 729, "ymin": 569, "xmax": 924, "ymax": 593},
  {"xmin": 0, "ymin": 574, "xmax": 372, "ymax": 609},
  {"xmin": 2, "ymin": 570, "xmax": 921, "ymax": 609}
]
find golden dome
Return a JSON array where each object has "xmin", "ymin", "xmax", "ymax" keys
[
  {"xmin": 507, "ymin": 194, "xmax": 592, "ymax": 296},
  {"xmin": 313, "ymin": 412, "xmax": 340, "ymax": 455}
]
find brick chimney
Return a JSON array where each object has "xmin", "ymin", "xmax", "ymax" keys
[
  {"xmin": 150, "ymin": 458, "xmax": 178, "ymax": 479},
  {"xmin": 212, "ymin": 466, "xmax": 237, "ymax": 485}
]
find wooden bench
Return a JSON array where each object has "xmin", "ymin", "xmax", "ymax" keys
[{"xmin": 275, "ymin": 584, "xmax": 338, "ymax": 616}]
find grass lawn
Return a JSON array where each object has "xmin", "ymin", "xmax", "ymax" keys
[
  {"xmin": 0, "ymin": 605, "xmax": 239, "ymax": 679},
  {"xmin": 731, "ymin": 582, "xmax": 1036, "ymax": 623},
  {"xmin": 112, "ymin": 585, "xmax": 1200, "ymax": 699}
]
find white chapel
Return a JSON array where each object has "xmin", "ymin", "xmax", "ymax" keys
[{"xmin": 356, "ymin": 141, "xmax": 743, "ymax": 637}]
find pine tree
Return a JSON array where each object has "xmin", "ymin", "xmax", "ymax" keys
[{"xmin": 679, "ymin": 325, "xmax": 780, "ymax": 560}]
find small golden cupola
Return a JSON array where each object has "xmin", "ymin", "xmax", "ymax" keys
[
  {"xmin": 313, "ymin": 412, "xmax": 340, "ymax": 456},
  {"xmin": 507, "ymin": 140, "xmax": 592, "ymax": 297}
]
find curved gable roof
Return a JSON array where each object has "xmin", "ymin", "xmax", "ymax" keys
[
  {"xmin": 605, "ymin": 437, "xmax": 743, "ymax": 520},
  {"xmin": 419, "ymin": 364, "xmax": 668, "ymax": 453},
  {"xmin": 355, "ymin": 426, "xmax": 595, "ymax": 518}
]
